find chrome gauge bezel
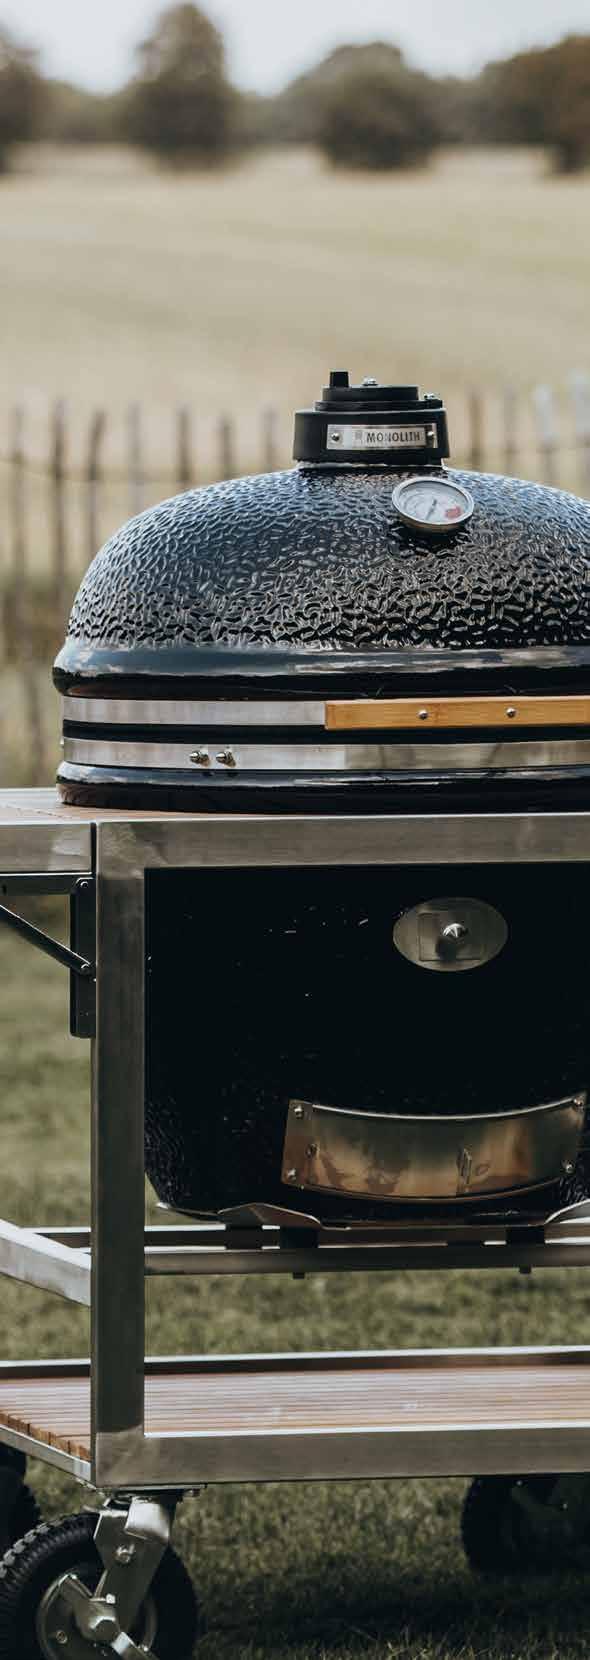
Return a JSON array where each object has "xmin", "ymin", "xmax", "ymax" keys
[{"xmin": 392, "ymin": 474, "xmax": 475, "ymax": 536}]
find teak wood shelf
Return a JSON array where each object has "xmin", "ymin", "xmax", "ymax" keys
[{"xmin": 0, "ymin": 1349, "xmax": 588, "ymax": 1468}]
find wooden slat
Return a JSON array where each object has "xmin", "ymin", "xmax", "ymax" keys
[
  {"xmin": 2, "ymin": 1355, "xmax": 590, "ymax": 1461},
  {"xmin": 326, "ymin": 696, "xmax": 590, "ymax": 732}
]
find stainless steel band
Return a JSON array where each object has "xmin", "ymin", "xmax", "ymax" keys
[
  {"xmin": 64, "ymin": 698, "xmax": 327, "ymax": 728},
  {"xmin": 61, "ymin": 735, "xmax": 590, "ymax": 773}
]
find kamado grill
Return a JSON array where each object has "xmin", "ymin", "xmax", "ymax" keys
[
  {"xmin": 1, "ymin": 371, "xmax": 590, "ymax": 1653},
  {"xmin": 55, "ymin": 369, "xmax": 590, "ymax": 1225},
  {"xmin": 56, "ymin": 368, "xmax": 590, "ymax": 820}
]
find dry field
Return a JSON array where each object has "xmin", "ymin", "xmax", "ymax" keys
[{"xmin": 1, "ymin": 141, "xmax": 589, "ymax": 484}]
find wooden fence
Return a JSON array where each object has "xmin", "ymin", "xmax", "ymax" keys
[{"xmin": 1, "ymin": 376, "xmax": 590, "ymax": 784}]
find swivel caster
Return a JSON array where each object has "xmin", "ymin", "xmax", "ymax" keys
[
  {"xmin": 0, "ymin": 1447, "xmax": 41, "ymax": 1557},
  {"xmin": 0, "ymin": 1505, "xmax": 201, "ymax": 1658},
  {"xmin": 462, "ymin": 1473, "xmax": 590, "ymax": 1574}
]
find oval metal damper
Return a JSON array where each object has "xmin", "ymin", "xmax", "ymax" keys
[{"xmin": 393, "ymin": 896, "xmax": 508, "ymax": 972}]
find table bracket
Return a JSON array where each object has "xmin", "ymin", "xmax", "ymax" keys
[{"xmin": 0, "ymin": 898, "xmax": 94, "ymax": 979}]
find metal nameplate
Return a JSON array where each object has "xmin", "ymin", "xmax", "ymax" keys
[
  {"xmin": 327, "ymin": 424, "xmax": 431, "ymax": 452},
  {"xmin": 282, "ymin": 1095, "xmax": 587, "ymax": 1203}
]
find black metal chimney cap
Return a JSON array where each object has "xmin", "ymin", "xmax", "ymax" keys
[{"xmin": 294, "ymin": 370, "xmax": 449, "ymax": 464}]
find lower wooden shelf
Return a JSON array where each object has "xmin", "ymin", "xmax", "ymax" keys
[{"xmin": 0, "ymin": 1348, "xmax": 589, "ymax": 1465}]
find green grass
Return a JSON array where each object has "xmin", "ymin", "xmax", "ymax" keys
[{"xmin": 2, "ymin": 909, "xmax": 590, "ymax": 1656}]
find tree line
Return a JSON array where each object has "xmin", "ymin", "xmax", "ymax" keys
[{"xmin": 1, "ymin": 4, "xmax": 589, "ymax": 175}]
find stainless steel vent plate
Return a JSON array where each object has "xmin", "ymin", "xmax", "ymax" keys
[
  {"xmin": 393, "ymin": 896, "xmax": 508, "ymax": 972},
  {"xmin": 283, "ymin": 1094, "xmax": 587, "ymax": 1204}
]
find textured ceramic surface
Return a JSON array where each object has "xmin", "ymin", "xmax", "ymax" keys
[{"xmin": 59, "ymin": 467, "xmax": 590, "ymax": 666}]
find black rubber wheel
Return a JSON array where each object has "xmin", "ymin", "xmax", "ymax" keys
[
  {"xmin": 0, "ymin": 1449, "xmax": 41, "ymax": 1557},
  {"xmin": 462, "ymin": 1474, "xmax": 572, "ymax": 1574},
  {"xmin": 0, "ymin": 1490, "xmax": 41, "ymax": 1558},
  {"xmin": 0, "ymin": 1511, "xmax": 201, "ymax": 1658}
]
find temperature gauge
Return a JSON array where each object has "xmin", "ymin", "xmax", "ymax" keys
[{"xmin": 392, "ymin": 474, "xmax": 474, "ymax": 536}]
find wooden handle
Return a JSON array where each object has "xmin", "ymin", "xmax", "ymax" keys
[{"xmin": 325, "ymin": 696, "xmax": 590, "ymax": 731}]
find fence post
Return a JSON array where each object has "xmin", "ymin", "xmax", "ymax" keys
[
  {"xmin": 502, "ymin": 386, "xmax": 518, "ymax": 477},
  {"xmin": 9, "ymin": 407, "xmax": 26, "ymax": 635},
  {"xmin": 218, "ymin": 415, "xmax": 235, "ymax": 481},
  {"xmin": 261, "ymin": 406, "xmax": 278, "ymax": 473},
  {"xmin": 9, "ymin": 407, "xmax": 44, "ymax": 781},
  {"xmin": 569, "ymin": 371, "xmax": 590, "ymax": 497},
  {"xmin": 86, "ymin": 410, "xmax": 106, "ymax": 568},
  {"xmin": 127, "ymin": 403, "xmax": 144, "ymax": 517},
  {"xmin": 176, "ymin": 406, "xmax": 193, "ymax": 492},
  {"xmin": 532, "ymin": 385, "xmax": 558, "ymax": 487},
  {"xmin": 50, "ymin": 398, "xmax": 68, "ymax": 627},
  {"xmin": 468, "ymin": 389, "xmax": 484, "ymax": 471}
]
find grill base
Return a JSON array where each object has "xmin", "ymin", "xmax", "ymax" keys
[
  {"xmin": 145, "ymin": 862, "xmax": 590, "ymax": 1222},
  {"xmin": 57, "ymin": 762, "xmax": 590, "ymax": 816}
]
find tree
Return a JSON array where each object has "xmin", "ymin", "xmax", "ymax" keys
[
  {"xmin": 0, "ymin": 27, "xmax": 47, "ymax": 169},
  {"xmin": 471, "ymin": 36, "xmax": 590, "ymax": 173},
  {"xmin": 122, "ymin": 3, "xmax": 237, "ymax": 164},
  {"xmin": 544, "ymin": 36, "xmax": 590, "ymax": 173},
  {"xmin": 270, "ymin": 43, "xmax": 405, "ymax": 145},
  {"xmin": 315, "ymin": 55, "xmax": 442, "ymax": 171},
  {"xmin": 42, "ymin": 82, "xmax": 126, "ymax": 144}
]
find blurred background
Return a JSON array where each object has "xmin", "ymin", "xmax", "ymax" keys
[
  {"xmin": 1, "ymin": 13, "xmax": 590, "ymax": 1657},
  {"xmin": 1, "ymin": 2, "xmax": 590, "ymax": 781}
]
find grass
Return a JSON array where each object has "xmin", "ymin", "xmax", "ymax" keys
[{"xmin": 2, "ymin": 910, "xmax": 590, "ymax": 1655}]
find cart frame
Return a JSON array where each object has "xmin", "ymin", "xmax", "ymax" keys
[{"xmin": 3, "ymin": 791, "xmax": 590, "ymax": 1496}]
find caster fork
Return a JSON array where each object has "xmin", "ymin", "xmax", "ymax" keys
[{"xmin": 39, "ymin": 1495, "xmax": 174, "ymax": 1657}]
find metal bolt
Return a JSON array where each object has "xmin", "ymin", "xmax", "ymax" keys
[
  {"xmin": 54, "ymin": 1635, "xmax": 68, "ymax": 1649},
  {"xmin": 330, "ymin": 430, "xmax": 342, "ymax": 443},
  {"xmin": 293, "ymin": 1105, "xmax": 304, "ymax": 1119},
  {"xmin": 419, "ymin": 709, "xmax": 429, "ymax": 721},
  {"xmin": 506, "ymin": 706, "xmax": 517, "ymax": 719},
  {"xmin": 563, "ymin": 1160, "xmax": 575, "ymax": 1175},
  {"xmin": 190, "ymin": 749, "xmax": 210, "ymax": 767},
  {"xmin": 215, "ymin": 749, "xmax": 237, "ymax": 768},
  {"xmin": 286, "ymin": 1168, "xmax": 298, "ymax": 1181},
  {"xmin": 115, "ymin": 1543, "xmax": 136, "ymax": 1564},
  {"xmin": 442, "ymin": 922, "xmax": 468, "ymax": 943}
]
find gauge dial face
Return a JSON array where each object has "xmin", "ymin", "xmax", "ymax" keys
[{"xmin": 392, "ymin": 475, "xmax": 474, "ymax": 535}]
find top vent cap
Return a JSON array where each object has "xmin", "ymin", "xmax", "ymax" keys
[{"xmin": 294, "ymin": 370, "xmax": 449, "ymax": 466}]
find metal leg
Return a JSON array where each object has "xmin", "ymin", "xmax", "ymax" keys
[{"xmin": 92, "ymin": 827, "xmax": 146, "ymax": 1476}]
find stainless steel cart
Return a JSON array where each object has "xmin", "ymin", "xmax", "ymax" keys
[{"xmin": 2, "ymin": 788, "xmax": 590, "ymax": 1656}]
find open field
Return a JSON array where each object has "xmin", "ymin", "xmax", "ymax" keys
[
  {"xmin": 2, "ymin": 911, "xmax": 590, "ymax": 1658},
  {"xmin": 1, "ymin": 142, "xmax": 590, "ymax": 485}
]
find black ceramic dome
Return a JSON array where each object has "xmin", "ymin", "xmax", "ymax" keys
[{"xmin": 54, "ymin": 372, "xmax": 590, "ymax": 812}]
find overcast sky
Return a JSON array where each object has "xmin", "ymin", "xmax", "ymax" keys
[{"xmin": 4, "ymin": 0, "xmax": 590, "ymax": 91}]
